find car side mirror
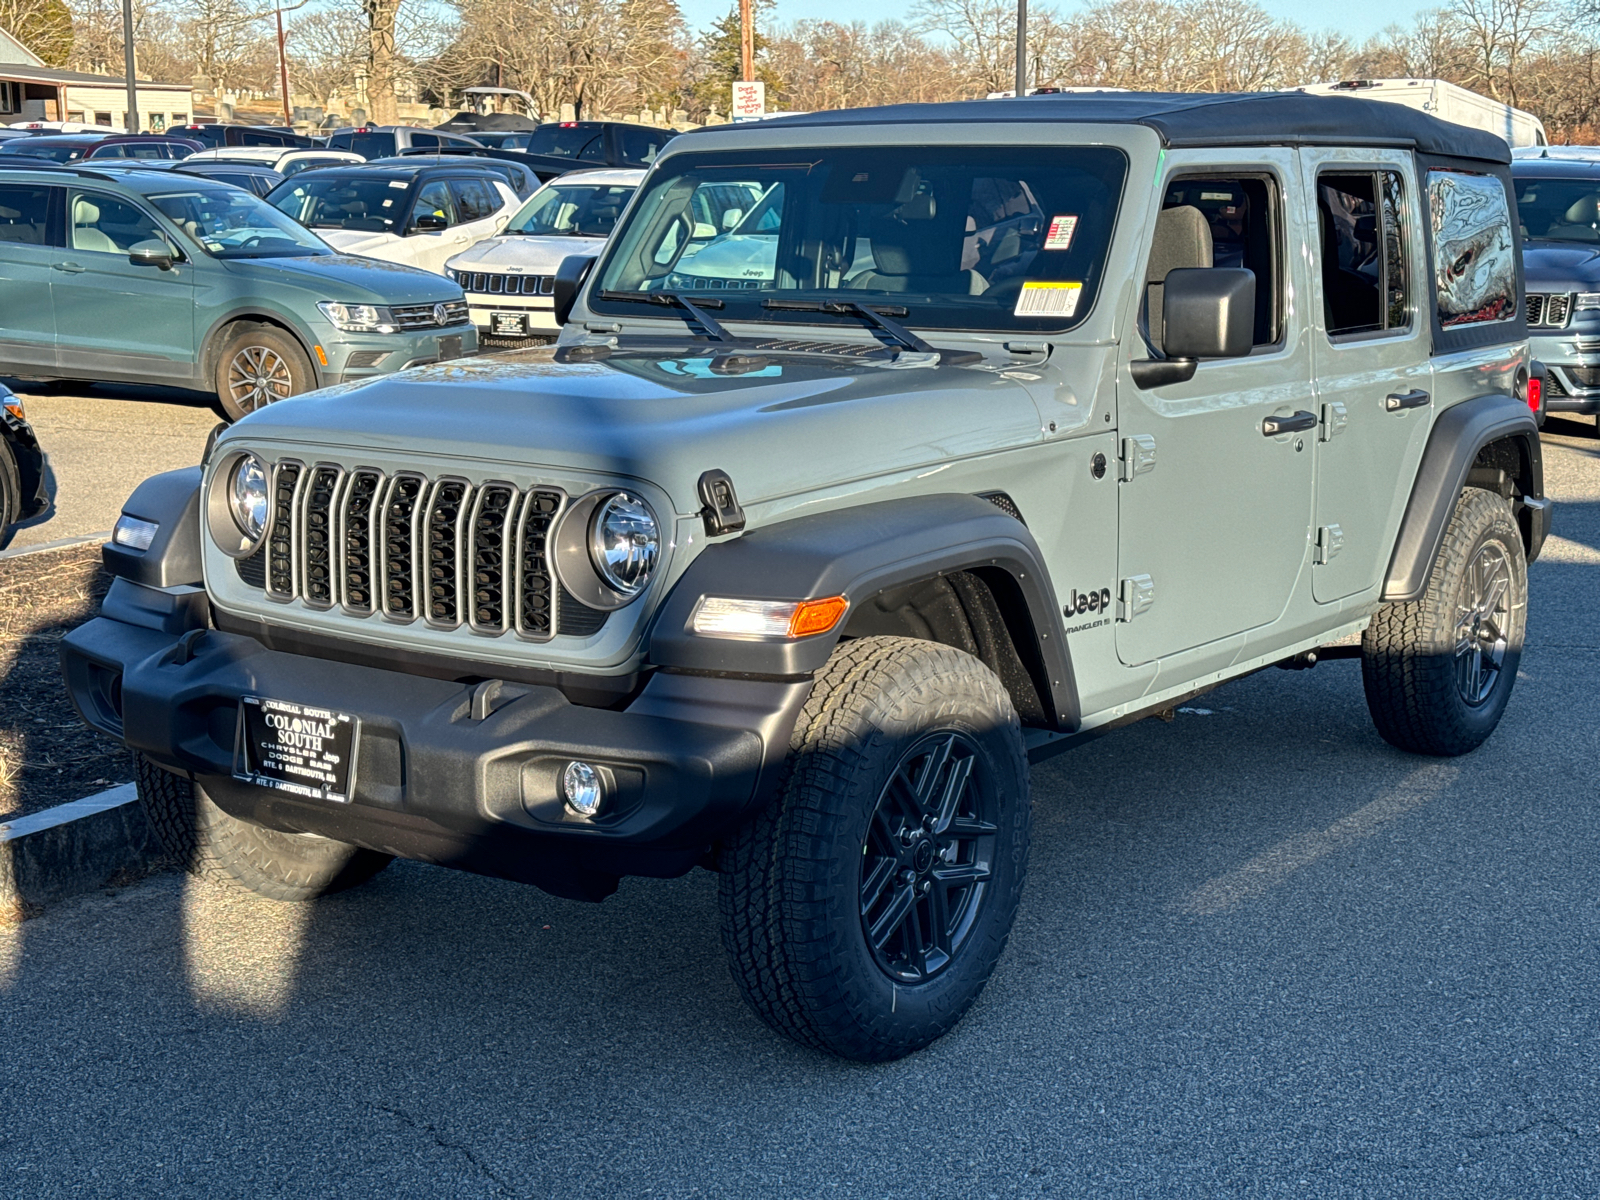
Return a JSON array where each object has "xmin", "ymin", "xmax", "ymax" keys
[
  {"xmin": 414, "ymin": 213, "xmax": 448, "ymax": 233},
  {"xmin": 1131, "ymin": 267, "xmax": 1255, "ymax": 388},
  {"xmin": 553, "ymin": 254, "xmax": 598, "ymax": 326},
  {"xmin": 128, "ymin": 242, "xmax": 175, "ymax": 271}
]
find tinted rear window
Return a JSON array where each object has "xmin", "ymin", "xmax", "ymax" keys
[{"xmin": 525, "ymin": 126, "xmax": 603, "ymax": 160}]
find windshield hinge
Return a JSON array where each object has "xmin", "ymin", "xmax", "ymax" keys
[{"xmin": 698, "ymin": 469, "xmax": 746, "ymax": 537}]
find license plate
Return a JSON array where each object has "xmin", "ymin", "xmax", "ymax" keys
[
  {"xmin": 438, "ymin": 334, "xmax": 463, "ymax": 360},
  {"xmin": 234, "ymin": 696, "xmax": 358, "ymax": 803},
  {"xmin": 490, "ymin": 312, "xmax": 529, "ymax": 336}
]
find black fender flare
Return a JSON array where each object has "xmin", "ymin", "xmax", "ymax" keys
[
  {"xmin": 648, "ymin": 494, "xmax": 1080, "ymax": 731},
  {"xmin": 1382, "ymin": 393, "xmax": 1544, "ymax": 602},
  {"xmin": 102, "ymin": 466, "xmax": 203, "ymax": 588}
]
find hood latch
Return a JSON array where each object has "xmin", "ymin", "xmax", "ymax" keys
[{"xmin": 698, "ymin": 469, "xmax": 746, "ymax": 537}]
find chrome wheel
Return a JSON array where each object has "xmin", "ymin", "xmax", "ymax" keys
[
  {"xmin": 1454, "ymin": 541, "xmax": 1511, "ymax": 707},
  {"xmin": 860, "ymin": 731, "xmax": 998, "ymax": 984},
  {"xmin": 226, "ymin": 345, "xmax": 294, "ymax": 413}
]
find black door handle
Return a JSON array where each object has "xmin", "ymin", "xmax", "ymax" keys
[
  {"xmin": 1262, "ymin": 410, "xmax": 1318, "ymax": 436},
  {"xmin": 1385, "ymin": 389, "xmax": 1430, "ymax": 411}
]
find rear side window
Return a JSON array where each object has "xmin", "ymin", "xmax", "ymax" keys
[
  {"xmin": 618, "ymin": 126, "xmax": 667, "ymax": 165},
  {"xmin": 349, "ymin": 132, "xmax": 398, "ymax": 159},
  {"xmin": 408, "ymin": 132, "xmax": 440, "ymax": 150},
  {"xmin": 450, "ymin": 177, "xmax": 498, "ymax": 221},
  {"xmin": 0, "ymin": 184, "xmax": 58, "ymax": 246},
  {"xmin": 1427, "ymin": 169, "xmax": 1515, "ymax": 327},
  {"xmin": 1317, "ymin": 170, "xmax": 1409, "ymax": 337}
]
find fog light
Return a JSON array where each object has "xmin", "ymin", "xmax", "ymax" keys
[
  {"xmin": 562, "ymin": 761, "xmax": 604, "ymax": 817},
  {"xmin": 112, "ymin": 514, "xmax": 159, "ymax": 551}
]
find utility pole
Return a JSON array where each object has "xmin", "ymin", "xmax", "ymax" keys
[
  {"xmin": 276, "ymin": 2, "xmax": 292, "ymax": 129},
  {"xmin": 739, "ymin": 0, "xmax": 754, "ymax": 82},
  {"xmin": 1014, "ymin": 0, "xmax": 1027, "ymax": 99},
  {"xmin": 121, "ymin": 0, "xmax": 138, "ymax": 132}
]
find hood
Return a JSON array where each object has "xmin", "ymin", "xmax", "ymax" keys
[
  {"xmin": 222, "ymin": 252, "xmax": 459, "ymax": 304},
  {"xmin": 1521, "ymin": 242, "xmax": 1600, "ymax": 290},
  {"xmin": 675, "ymin": 235, "xmax": 778, "ymax": 280},
  {"xmin": 318, "ymin": 229, "xmax": 405, "ymax": 258},
  {"xmin": 446, "ymin": 233, "xmax": 603, "ymax": 273},
  {"xmin": 223, "ymin": 346, "xmax": 1044, "ymax": 515}
]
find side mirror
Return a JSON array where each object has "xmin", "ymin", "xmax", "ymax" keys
[
  {"xmin": 1131, "ymin": 267, "xmax": 1255, "ymax": 388},
  {"xmin": 721, "ymin": 208, "xmax": 742, "ymax": 231},
  {"xmin": 128, "ymin": 242, "xmax": 175, "ymax": 270},
  {"xmin": 414, "ymin": 213, "xmax": 448, "ymax": 233},
  {"xmin": 553, "ymin": 254, "xmax": 598, "ymax": 326}
]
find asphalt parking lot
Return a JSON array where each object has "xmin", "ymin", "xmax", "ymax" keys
[{"xmin": 0, "ymin": 413, "xmax": 1596, "ymax": 1198}]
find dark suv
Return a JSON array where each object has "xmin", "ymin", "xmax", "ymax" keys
[{"xmin": 1513, "ymin": 153, "xmax": 1600, "ymax": 423}]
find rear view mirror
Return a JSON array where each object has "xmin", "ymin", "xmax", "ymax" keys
[
  {"xmin": 414, "ymin": 213, "xmax": 448, "ymax": 233},
  {"xmin": 1131, "ymin": 267, "xmax": 1255, "ymax": 388},
  {"xmin": 553, "ymin": 254, "xmax": 598, "ymax": 326}
]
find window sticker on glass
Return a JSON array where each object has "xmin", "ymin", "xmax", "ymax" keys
[
  {"xmin": 1044, "ymin": 215, "xmax": 1078, "ymax": 250},
  {"xmin": 1201, "ymin": 191, "xmax": 1233, "ymax": 201},
  {"xmin": 1015, "ymin": 280, "xmax": 1082, "ymax": 317},
  {"xmin": 388, "ymin": 180, "xmax": 407, "ymax": 189}
]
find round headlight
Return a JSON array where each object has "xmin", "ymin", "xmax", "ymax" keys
[
  {"xmin": 229, "ymin": 454, "xmax": 269, "ymax": 540},
  {"xmin": 588, "ymin": 492, "xmax": 659, "ymax": 596}
]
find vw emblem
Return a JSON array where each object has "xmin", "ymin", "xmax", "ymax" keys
[{"xmin": 432, "ymin": 302, "xmax": 449, "ymax": 326}]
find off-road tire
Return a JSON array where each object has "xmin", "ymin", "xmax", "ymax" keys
[
  {"xmin": 718, "ymin": 636, "xmax": 1031, "ymax": 1061},
  {"xmin": 212, "ymin": 322, "xmax": 314, "ymax": 422},
  {"xmin": 1362, "ymin": 487, "xmax": 1527, "ymax": 756},
  {"xmin": 0, "ymin": 440, "xmax": 19, "ymax": 534},
  {"xmin": 134, "ymin": 753, "xmax": 392, "ymax": 901}
]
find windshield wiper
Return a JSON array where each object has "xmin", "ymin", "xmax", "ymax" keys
[
  {"xmin": 761, "ymin": 299, "xmax": 980, "ymax": 364},
  {"xmin": 599, "ymin": 290, "xmax": 736, "ymax": 342}
]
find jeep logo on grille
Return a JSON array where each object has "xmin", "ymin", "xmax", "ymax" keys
[{"xmin": 432, "ymin": 303, "xmax": 449, "ymax": 326}]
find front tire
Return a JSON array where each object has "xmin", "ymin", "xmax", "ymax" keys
[
  {"xmin": 212, "ymin": 323, "xmax": 314, "ymax": 422},
  {"xmin": 718, "ymin": 636, "xmax": 1031, "ymax": 1061},
  {"xmin": 134, "ymin": 754, "xmax": 392, "ymax": 901},
  {"xmin": 1362, "ymin": 487, "xmax": 1527, "ymax": 756}
]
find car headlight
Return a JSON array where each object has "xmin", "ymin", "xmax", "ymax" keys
[
  {"xmin": 229, "ymin": 454, "xmax": 270, "ymax": 540},
  {"xmin": 589, "ymin": 492, "xmax": 659, "ymax": 596},
  {"xmin": 1576, "ymin": 293, "xmax": 1600, "ymax": 310},
  {"xmin": 317, "ymin": 301, "xmax": 401, "ymax": 333}
]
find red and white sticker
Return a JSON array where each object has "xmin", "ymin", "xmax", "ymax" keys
[{"xmin": 1043, "ymin": 215, "xmax": 1079, "ymax": 250}]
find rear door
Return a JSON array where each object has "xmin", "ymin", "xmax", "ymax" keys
[
  {"xmin": 0, "ymin": 181, "xmax": 62, "ymax": 372},
  {"xmin": 52, "ymin": 188, "xmax": 195, "ymax": 383},
  {"xmin": 1300, "ymin": 151, "xmax": 1434, "ymax": 603}
]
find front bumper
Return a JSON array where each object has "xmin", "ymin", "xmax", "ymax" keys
[
  {"xmin": 1528, "ymin": 331, "xmax": 1600, "ymax": 413},
  {"xmin": 322, "ymin": 322, "xmax": 481, "ymax": 387},
  {"xmin": 61, "ymin": 580, "xmax": 808, "ymax": 899}
]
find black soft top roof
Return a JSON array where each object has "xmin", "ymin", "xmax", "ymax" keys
[{"xmin": 746, "ymin": 91, "xmax": 1511, "ymax": 164}]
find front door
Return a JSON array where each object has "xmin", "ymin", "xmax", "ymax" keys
[
  {"xmin": 52, "ymin": 188, "xmax": 195, "ymax": 384},
  {"xmin": 1115, "ymin": 152, "xmax": 1317, "ymax": 667},
  {"xmin": 402, "ymin": 179, "xmax": 461, "ymax": 273},
  {"xmin": 1300, "ymin": 151, "xmax": 1435, "ymax": 603},
  {"xmin": 0, "ymin": 182, "xmax": 61, "ymax": 372}
]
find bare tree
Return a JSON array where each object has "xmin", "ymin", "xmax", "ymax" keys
[{"xmin": 0, "ymin": 0, "xmax": 74, "ymax": 65}]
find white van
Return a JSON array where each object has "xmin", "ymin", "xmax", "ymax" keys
[{"xmin": 1293, "ymin": 79, "xmax": 1547, "ymax": 148}]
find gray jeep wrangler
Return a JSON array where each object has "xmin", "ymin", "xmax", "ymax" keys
[{"xmin": 63, "ymin": 93, "xmax": 1550, "ymax": 1061}]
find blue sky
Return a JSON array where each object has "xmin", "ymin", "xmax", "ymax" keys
[{"xmin": 677, "ymin": 0, "xmax": 1438, "ymax": 45}]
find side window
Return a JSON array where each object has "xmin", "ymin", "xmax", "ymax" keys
[
  {"xmin": 1317, "ymin": 170, "xmax": 1409, "ymax": 337},
  {"xmin": 409, "ymin": 133, "xmax": 440, "ymax": 150},
  {"xmin": 1149, "ymin": 176, "xmax": 1281, "ymax": 351},
  {"xmin": 450, "ymin": 178, "xmax": 497, "ymax": 222},
  {"xmin": 0, "ymin": 184, "xmax": 59, "ymax": 247},
  {"xmin": 67, "ymin": 190, "xmax": 162, "ymax": 254},
  {"xmin": 411, "ymin": 180, "xmax": 458, "ymax": 230},
  {"xmin": 619, "ymin": 126, "xmax": 663, "ymax": 164},
  {"xmin": 1426, "ymin": 169, "xmax": 1516, "ymax": 327},
  {"xmin": 579, "ymin": 134, "xmax": 605, "ymax": 163}
]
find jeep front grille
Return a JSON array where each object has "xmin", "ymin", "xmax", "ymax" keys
[
  {"xmin": 1527, "ymin": 293, "xmax": 1571, "ymax": 328},
  {"xmin": 451, "ymin": 270, "xmax": 555, "ymax": 298},
  {"xmin": 236, "ymin": 463, "xmax": 607, "ymax": 642}
]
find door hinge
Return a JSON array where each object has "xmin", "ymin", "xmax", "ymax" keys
[
  {"xmin": 1320, "ymin": 401, "xmax": 1348, "ymax": 442},
  {"xmin": 1117, "ymin": 574, "xmax": 1155, "ymax": 621},
  {"xmin": 1315, "ymin": 524, "xmax": 1344, "ymax": 564},
  {"xmin": 1119, "ymin": 434, "xmax": 1157, "ymax": 482}
]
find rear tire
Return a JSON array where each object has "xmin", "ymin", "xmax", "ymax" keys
[
  {"xmin": 212, "ymin": 323, "xmax": 314, "ymax": 422},
  {"xmin": 1362, "ymin": 488, "xmax": 1527, "ymax": 756},
  {"xmin": 134, "ymin": 753, "xmax": 392, "ymax": 901},
  {"xmin": 718, "ymin": 636, "xmax": 1031, "ymax": 1061}
]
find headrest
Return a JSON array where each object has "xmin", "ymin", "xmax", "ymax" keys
[
  {"xmin": 1562, "ymin": 195, "xmax": 1600, "ymax": 225},
  {"xmin": 1147, "ymin": 204, "xmax": 1213, "ymax": 283},
  {"xmin": 72, "ymin": 198, "xmax": 101, "ymax": 225}
]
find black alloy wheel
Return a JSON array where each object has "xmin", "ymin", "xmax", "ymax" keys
[{"xmin": 860, "ymin": 732, "xmax": 998, "ymax": 984}]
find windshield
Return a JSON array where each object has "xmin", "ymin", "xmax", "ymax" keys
[
  {"xmin": 593, "ymin": 145, "xmax": 1128, "ymax": 333},
  {"xmin": 151, "ymin": 186, "xmax": 331, "ymax": 258},
  {"xmin": 524, "ymin": 126, "xmax": 604, "ymax": 161},
  {"xmin": 1514, "ymin": 174, "xmax": 1600, "ymax": 243},
  {"xmin": 506, "ymin": 181, "xmax": 637, "ymax": 237},
  {"xmin": 268, "ymin": 175, "xmax": 411, "ymax": 233}
]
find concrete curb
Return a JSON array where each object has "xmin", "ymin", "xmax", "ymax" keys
[
  {"xmin": 0, "ymin": 532, "xmax": 111, "ymax": 561},
  {"xmin": 0, "ymin": 784, "xmax": 165, "ymax": 911}
]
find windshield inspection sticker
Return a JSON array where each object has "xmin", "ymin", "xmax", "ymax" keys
[
  {"xmin": 1043, "ymin": 214, "xmax": 1078, "ymax": 250},
  {"xmin": 388, "ymin": 180, "xmax": 408, "ymax": 189},
  {"xmin": 1015, "ymin": 281, "xmax": 1083, "ymax": 318}
]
